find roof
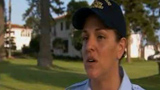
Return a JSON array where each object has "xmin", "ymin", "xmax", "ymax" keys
[
  {"xmin": 54, "ymin": 14, "xmax": 67, "ymax": 20},
  {"xmin": 6, "ymin": 23, "xmax": 32, "ymax": 30}
]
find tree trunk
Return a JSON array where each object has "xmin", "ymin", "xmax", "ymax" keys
[
  {"xmin": 140, "ymin": 33, "xmax": 144, "ymax": 59},
  {"xmin": 8, "ymin": 0, "xmax": 12, "ymax": 58},
  {"xmin": 127, "ymin": 35, "xmax": 131, "ymax": 63},
  {"xmin": 38, "ymin": 0, "xmax": 53, "ymax": 67},
  {"xmin": 0, "ymin": 0, "xmax": 6, "ymax": 61}
]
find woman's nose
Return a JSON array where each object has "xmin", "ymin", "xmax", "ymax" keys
[{"xmin": 85, "ymin": 37, "xmax": 96, "ymax": 52}]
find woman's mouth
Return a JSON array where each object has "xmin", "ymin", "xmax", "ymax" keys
[
  {"xmin": 86, "ymin": 56, "xmax": 98, "ymax": 63},
  {"xmin": 87, "ymin": 59, "xmax": 96, "ymax": 62},
  {"xmin": 85, "ymin": 57, "xmax": 98, "ymax": 69}
]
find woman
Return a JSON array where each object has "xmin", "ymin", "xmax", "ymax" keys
[{"xmin": 66, "ymin": 0, "xmax": 145, "ymax": 90}]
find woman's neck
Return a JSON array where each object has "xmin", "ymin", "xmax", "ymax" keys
[{"xmin": 90, "ymin": 66, "xmax": 122, "ymax": 90}]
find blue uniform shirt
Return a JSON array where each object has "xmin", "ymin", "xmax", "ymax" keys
[{"xmin": 66, "ymin": 67, "xmax": 145, "ymax": 90}]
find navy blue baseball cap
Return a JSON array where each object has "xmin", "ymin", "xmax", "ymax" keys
[{"xmin": 72, "ymin": 0, "xmax": 126, "ymax": 37}]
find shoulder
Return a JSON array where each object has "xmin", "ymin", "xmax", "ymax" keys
[
  {"xmin": 66, "ymin": 80, "xmax": 88, "ymax": 90},
  {"xmin": 132, "ymin": 84, "xmax": 145, "ymax": 90}
]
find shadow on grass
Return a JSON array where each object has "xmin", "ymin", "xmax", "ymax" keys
[
  {"xmin": 0, "ymin": 61, "xmax": 87, "ymax": 89},
  {"xmin": 131, "ymin": 74, "xmax": 160, "ymax": 90},
  {"xmin": 0, "ymin": 84, "xmax": 21, "ymax": 90}
]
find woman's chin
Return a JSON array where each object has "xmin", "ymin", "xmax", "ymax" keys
[{"xmin": 86, "ymin": 70, "xmax": 99, "ymax": 79}]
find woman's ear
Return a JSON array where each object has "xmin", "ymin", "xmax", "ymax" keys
[{"xmin": 117, "ymin": 38, "xmax": 127, "ymax": 59}]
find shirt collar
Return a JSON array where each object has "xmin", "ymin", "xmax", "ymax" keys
[
  {"xmin": 119, "ymin": 67, "xmax": 132, "ymax": 90},
  {"xmin": 85, "ymin": 67, "xmax": 133, "ymax": 90},
  {"xmin": 84, "ymin": 79, "xmax": 91, "ymax": 90}
]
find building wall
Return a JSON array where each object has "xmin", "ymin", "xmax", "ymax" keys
[
  {"xmin": 144, "ymin": 45, "xmax": 155, "ymax": 60},
  {"xmin": 15, "ymin": 28, "xmax": 32, "ymax": 50},
  {"xmin": 130, "ymin": 33, "xmax": 141, "ymax": 58},
  {"xmin": 52, "ymin": 15, "xmax": 158, "ymax": 59},
  {"xmin": 130, "ymin": 33, "xmax": 156, "ymax": 60},
  {"xmin": 5, "ymin": 27, "xmax": 32, "ymax": 51},
  {"xmin": 51, "ymin": 18, "xmax": 81, "ymax": 57}
]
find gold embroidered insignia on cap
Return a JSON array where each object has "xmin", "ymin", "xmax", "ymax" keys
[
  {"xmin": 105, "ymin": 0, "xmax": 112, "ymax": 6},
  {"xmin": 91, "ymin": 0, "xmax": 104, "ymax": 9}
]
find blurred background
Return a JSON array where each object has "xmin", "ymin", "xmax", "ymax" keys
[{"xmin": 0, "ymin": 0, "xmax": 160, "ymax": 90}]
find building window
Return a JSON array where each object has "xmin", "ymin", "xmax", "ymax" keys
[
  {"xmin": 53, "ymin": 26, "xmax": 57, "ymax": 36},
  {"xmin": 61, "ymin": 22, "xmax": 63, "ymax": 31},
  {"xmin": 21, "ymin": 30, "xmax": 28, "ymax": 37},
  {"xmin": 63, "ymin": 40, "xmax": 68, "ymax": 53},
  {"xmin": 66, "ymin": 21, "xmax": 70, "ymax": 30}
]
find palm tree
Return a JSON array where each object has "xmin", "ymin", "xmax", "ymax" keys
[{"xmin": 0, "ymin": 0, "xmax": 6, "ymax": 61}]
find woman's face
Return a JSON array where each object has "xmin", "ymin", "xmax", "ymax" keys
[{"xmin": 82, "ymin": 15, "xmax": 126, "ymax": 79}]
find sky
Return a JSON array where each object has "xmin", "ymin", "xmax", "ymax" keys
[
  {"xmin": 5, "ymin": 0, "xmax": 94, "ymax": 25},
  {"xmin": 4, "ymin": 0, "xmax": 160, "ymax": 40}
]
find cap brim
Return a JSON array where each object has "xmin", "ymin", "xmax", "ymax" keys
[{"xmin": 72, "ymin": 8, "xmax": 112, "ymax": 30}]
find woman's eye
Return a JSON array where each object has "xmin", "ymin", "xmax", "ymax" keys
[
  {"xmin": 82, "ymin": 36, "xmax": 88, "ymax": 41},
  {"xmin": 97, "ymin": 35, "xmax": 105, "ymax": 40}
]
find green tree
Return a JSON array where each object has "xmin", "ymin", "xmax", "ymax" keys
[
  {"xmin": 144, "ymin": 0, "xmax": 160, "ymax": 50},
  {"xmin": 24, "ymin": 0, "xmax": 64, "ymax": 67},
  {"xmin": 24, "ymin": 16, "xmax": 40, "ymax": 38},
  {"xmin": 23, "ymin": 0, "xmax": 64, "ymax": 37},
  {"xmin": 144, "ymin": 0, "xmax": 160, "ymax": 74},
  {"xmin": 66, "ymin": 0, "xmax": 89, "ymax": 22},
  {"xmin": 0, "ymin": 0, "xmax": 6, "ymax": 61},
  {"xmin": 67, "ymin": 0, "xmax": 89, "ymax": 51},
  {"xmin": 116, "ymin": 0, "xmax": 160, "ymax": 62},
  {"xmin": 29, "ymin": 35, "xmax": 40, "ymax": 53}
]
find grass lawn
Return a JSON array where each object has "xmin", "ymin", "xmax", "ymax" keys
[{"xmin": 0, "ymin": 58, "xmax": 159, "ymax": 90}]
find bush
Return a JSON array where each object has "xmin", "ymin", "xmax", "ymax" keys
[
  {"xmin": 29, "ymin": 36, "xmax": 40, "ymax": 53},
  {"xmin": 20, "ymin": 36, "xmax": 40, "ymax": 58},
  {"xmin": 22, "ymin": 45, "xmax": 32, "ymax": 54},
  {"xmin": 53, "ymin": 54, "xmax": 82, "ymax": 61},
  {"xmin": 71, "ymin": 30, "xmax": 82, "ymax": 51},
  {"xmin": 52, "ymin": 38, "xmax": 64, "ymax": 49}
]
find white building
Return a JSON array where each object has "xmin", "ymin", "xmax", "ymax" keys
[
  {"xmin": 51, "ymin": 15, "xmax": 81, "ymax": 57},
  {"xmin": 144, "ymin": 45, "xmax": 155, "ymax": 60},
  {"xmin": 4, "ymin": 24, "xmax": 32, "ymax": 51},
  {"xmin": 130, "ymin": 33, "xmax": 141, "ymax": 58},
  {"xmin": 51, "ymin": 15, "xmax": 159, "ymax": 60},
  {"xmin": 130, "ymin": 33, "xmax": 160, "ymax": 60}
]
